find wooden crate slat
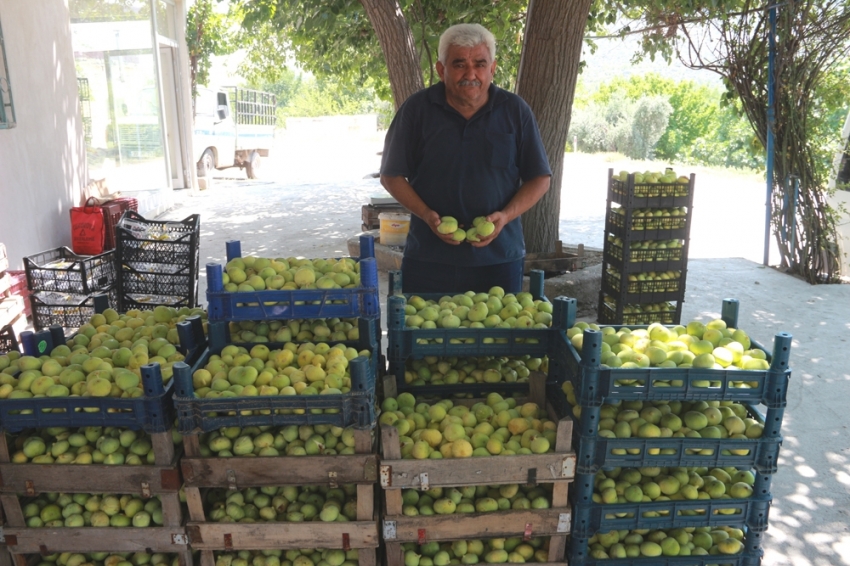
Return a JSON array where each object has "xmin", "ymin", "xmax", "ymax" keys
[
  {"xmin": 199, "ymin": 548, "xmax": 375, "ymax": 566},
  {"xmin": 0, "ymin": 462, "xmax": 182, "ymax": 495},
  {"xmin": 384, "ymin": 543, "xmax": 565, "ymax": 566},
  {"xmin": 2, "ymin": 527, "xmax": 188, "ymax": 554},
  {"xmin": 180, "ymin": 454, "xmax": 378, "ymax": 488},
  {"xmin": 379, "ymin": 451, "xmax": 574, "ymax": 489},
  {"xmin": 185, "ymin": 520, "xmax": 379, "ymax": 550},
  {"xmin": 377, "ymin": 378, "xmax": 576, "ymax": 490},
  {"xmin": 382, "ymin": 508, "xmax": 570, "ymax": 542}
]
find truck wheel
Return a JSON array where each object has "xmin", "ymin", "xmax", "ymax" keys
[
  {"xmin": 197, "ymin": 149, "xmax": 215, "ymax": 188},
  {"xmin": 246, "ymin": 151, "xmax": 261, "ymax": 179}
]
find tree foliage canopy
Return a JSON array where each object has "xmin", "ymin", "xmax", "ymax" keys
[
  {"xmin": 236, "ymin": 0, "xmax": 530, "ymax": 101},
  {"xmin": 602, "ymin": 0, "xmax": 850, "ymax": 282}
]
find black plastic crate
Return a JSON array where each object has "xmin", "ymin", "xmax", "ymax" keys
[
  {"xmin": 0, "ymin": 322, "xmax": 19, "ymax": 354},
  {"xmin": 608, "ymin": 209, "xmax": 688, "ymax": 233},
  {"xmin": 116, "ymin": 211, "xmax": 200, "ymax": 266},
  {"xmin": 25, "ymin": 247, "xmax": 116, "ymax": 295},
  {"xmin": 29, "ymin": 288, "xmax": 115, "ymax": 332},
  {"xmin": 609, "ymin": 173, "xmax": 694, "ymax": 209},
  {"xmin": 118, "ymin": 292, "xmax": 196, "ymax": 313},
  {"xmin": 119, "ymin": 261, "xmax": 198, "ymax": 304},
  {"xmin": 602, "ymin": 270, "xmax": 685, "ymax": 303},
  {"xmin": 598, "ymin": 297, "xmax": 681, "ymax": 326},
  {"xmin": 604, "ymin": 246, "xmax": 687, "ymax": 275},
  {"xmin": 116, "ymin": 212, "xmax": 200, "ymax": 312}
]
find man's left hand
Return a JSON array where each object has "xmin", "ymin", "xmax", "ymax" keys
[{"xmin": 469, "ymin": 211, "xmax": 508, "ymax": 247}]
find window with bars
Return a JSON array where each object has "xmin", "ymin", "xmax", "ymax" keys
[{"xmin": 0, "ymin": 14, "xmax": 14, "ymax": 129}]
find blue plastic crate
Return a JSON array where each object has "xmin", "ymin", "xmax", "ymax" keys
[
  {"xmin": 567, "ymin": 547, "xmax": 763, "ymax": 566},
  {"xmin": 172, "ymin": 318, "xmax": 379, "ymax": 434},
  {"xmin": 570, "ymin": 470, "xmax": 773, "ymax": 538},
  {"xmin": 205, "ymin": 236, "xmax": 380, "ymax": 322},
  {"xmin": 552, "ymin": 393, "xmax": 783, "ymax": 474},
  {"xmin": 386, "ymin": 269, "xmax": 568, "ymax": 368},
  {"xmin": 0, "ymin": 363, "xmax": 175, "ymax": 433},
  {"xmin": 173, "ymin": 357, "xmax": 375, "ymax": 433},
  {"xmin": 550, "ymin": 299, "xmax": 792, "ymax": 409}
]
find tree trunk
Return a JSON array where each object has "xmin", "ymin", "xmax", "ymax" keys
[
  {"xmin": 516, "ymin": 0, "xmax": 593, "ymax": 254},
  {"xmin": 359, "ymin": 0, "xmax": 424, "ymax": 109}
]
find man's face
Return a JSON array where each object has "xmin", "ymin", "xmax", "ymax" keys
[{"xmin": 436, "ymin": 43, "xmax": 496, "ymax": 110}]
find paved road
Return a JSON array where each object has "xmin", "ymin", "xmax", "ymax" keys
[{"xmin": 166, "ymin": 128, "xmax": 779, "ymax": 264}]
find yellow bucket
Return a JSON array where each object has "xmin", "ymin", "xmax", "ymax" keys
[{"xmin": 379, "ymin": 212, "xmax": 411, "ymax": 246}]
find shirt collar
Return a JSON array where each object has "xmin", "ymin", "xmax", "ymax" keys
[{"xmin": 429, "ymin": 82, "xmax": 503, "ymax": 117}]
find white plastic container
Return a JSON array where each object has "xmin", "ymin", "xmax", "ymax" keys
[{"xmin": 378, "ymin": 212, "xmax": 411, "ymax": 246}]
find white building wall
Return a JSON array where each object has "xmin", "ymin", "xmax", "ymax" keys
[{"xmin": 0, "ymin": 0, "xmax": 87, "ymax": 269}]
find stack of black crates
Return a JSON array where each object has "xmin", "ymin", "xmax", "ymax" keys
[
  {"xmin": 598, "ymin": 168, "xmax": 695, "ymax": 325},
  {"xmin": 23, "ymin": 246, "xmax": 116, "ymax": 333},
  {"xmin": 170, "ymin": 235, "xmax": 382, "ymax": 566},
  {"xmin": 549, "ymin": 298, "xmax": 792, "ymax": 566},
  {"xmin": 380, "ymin": 275, "xmax": 577, "ymax": 566},
  {"xmin": 116, "ymin": 211, "xmax": 201, "ymax": 312}
]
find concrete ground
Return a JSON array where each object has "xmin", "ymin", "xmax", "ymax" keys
[{"xmin": 158, "ymin": 127, "xmax": 850, "ymax": 566}]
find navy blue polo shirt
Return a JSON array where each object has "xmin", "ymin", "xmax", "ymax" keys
[{"xmin": 380, "ymin": 82, "xmax": 552, "ymax": 266}]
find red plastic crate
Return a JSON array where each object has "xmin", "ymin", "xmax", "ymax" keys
[{"xmin": 101, "ymin": 197, "xmax": 138, "ymax": 250}]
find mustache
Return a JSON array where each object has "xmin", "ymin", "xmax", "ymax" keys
[{"xmin": 458, "ymin": 79, "xmax": 482, "ymax": 87}]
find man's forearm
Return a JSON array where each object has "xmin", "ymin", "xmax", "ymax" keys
[
  {"xmin": 380, "ymin": 175, "xmax": 432, "ymax": 220},
  {"xmin": 501, "ymin": 175, "xmax": 551, "ymax": 222}
]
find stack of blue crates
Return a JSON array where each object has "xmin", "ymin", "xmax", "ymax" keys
[
  {"xmin": 385, "ymin": 269, "xmax": 569, "ymax": 398},
  {"xmin": 548, "ymin": 298, "xmax": 792, "ymax": 566},
  {"xmin": 172, "ymin": 235, "xmax": 382, "ymax": 433}
]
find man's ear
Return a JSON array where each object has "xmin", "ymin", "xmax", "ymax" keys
[{"xmin": 436, "ymin": 60, "xmax": 445, "ymax": 81}]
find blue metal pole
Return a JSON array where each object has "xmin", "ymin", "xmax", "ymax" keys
[{"xmin": 764, "ymin": 5, "xmax": 777, "ymax": 266}]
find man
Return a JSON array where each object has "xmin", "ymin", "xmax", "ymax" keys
[{"xmin": 380, "ymin": 23, "xmax": 552, "ymax": 294}]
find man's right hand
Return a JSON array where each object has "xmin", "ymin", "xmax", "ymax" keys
[{"xmin": 425, "ymin": 210, "xmax": 462, "ymax": 245}]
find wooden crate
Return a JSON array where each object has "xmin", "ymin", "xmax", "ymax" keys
[
  {"xmin": 524, "ymin": 241, "xmax": 585, "ymax": 274},
  {"xmin": 0, "ymin": 428, "xmax": 184, "ymax": 535},
  {"xmin": 197, "ymin": 547, "xmax": 378, "ymax": 566},
  {"xmin": 361, "ymin": 204, "xmax": 408, "ymax": 232},
  {"xmin": 1, "ymin": 526, "xmax": 189, "ymax": 555},
  {"xmin": 181, "ymin": 428, "xmax": 378, "ymax": 566},
  {"xmin": 8, "ymin": 551, "xmax": 193, "ymax": 566},
  {"xmin": 379, "ymin": 374, "xmax": 575, "ymax": 566},
  {"xmin": 0, "ymin": 431, "xmax": 181, "ymax": 496}
]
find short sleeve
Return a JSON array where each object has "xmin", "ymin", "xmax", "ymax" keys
[
  {"xmin": 380, "ymin": 101, "xmax": 416, "ymax": 178},
  {"xmin": 517, "ymin": 104, "xmax": 552, "ymax": 181}
]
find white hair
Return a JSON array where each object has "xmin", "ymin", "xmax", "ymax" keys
[{"xmin": 438, "ymin": 24, "xmax": 496, "ymax": 64}]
